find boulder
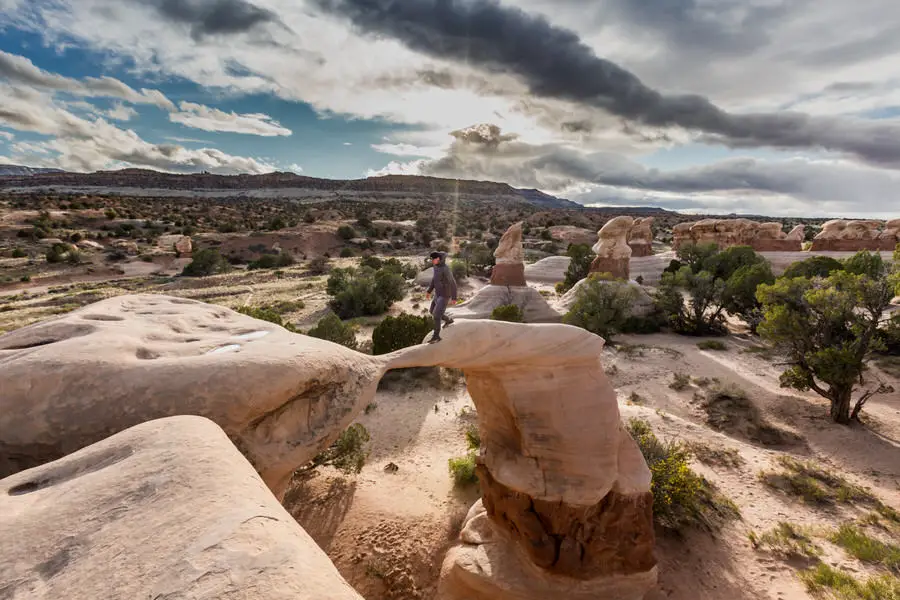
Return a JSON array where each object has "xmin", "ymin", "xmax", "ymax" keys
[
  {"xmin": 591, "ymin": 216, "xmax": 633, "ymax": 280},
  {"xmin": 173, "ymin": 236, "xmax": 193, "ymax": 256},
  {"xmin": 524, "ymin": 256, "xmax": 571, "ymax": 284},
  {"xmin": 786, "ymin": 225, "xmax": 805, "ymax": 241},
  {"xmin": 416, "ymin": 267, "xmax": 434, "ymax": 287},
  {"xmin": 0, "ymin": 416, "xmax": 363, "ymax": 600}
]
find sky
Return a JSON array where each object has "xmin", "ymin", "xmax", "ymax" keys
[{"xmin": 1, "ymin": 0, "xmax": 900, "ymax": 217}]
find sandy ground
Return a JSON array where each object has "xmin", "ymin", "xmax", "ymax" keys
[
  {"xmin": 287, "ymin": 331, "xmax": 899, "ymax": 600},
  {"xmin": 3, "ymin": 251, "xmax": 899, "ymax": 599}
]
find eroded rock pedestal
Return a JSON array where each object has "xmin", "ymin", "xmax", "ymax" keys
[
  {"xmin": 450, "ymin": 222, "xmax": 559, "ymax": 322},
  {"xmin": 389, "ymin": 322, "xmax": 658, "ymax": 600},
  {"xmin": 673, "ymin": 218, "xmax": 802, "ymax": 251},
  {"xmin": 490, "ymin": 221, "xmax": 527, "ymax": 286},
  {"xmin": 591, "ymin": 216, "xmax": 633, "ymax": 280},
  {"xmin": 628, "ymin": 217, "xmax": 655, "ymax": 257}
]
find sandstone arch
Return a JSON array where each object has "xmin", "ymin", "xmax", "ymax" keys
[{"xmin": 0, "ymin": 295, "xmax": 657, "ymax": 599}]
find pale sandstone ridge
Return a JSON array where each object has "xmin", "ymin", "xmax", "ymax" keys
[
  {"xmin": 0, "ymin": 416, "xmax": 363, "ymax": 600},
  {"xmin": 0, "ymin": 298, "xmax": 657, "ymax": 600},
  {"xmin": 0, "ymin": 294, "xmax": 386, "ymax": 497},
  {"xmin": 673, "ymin": 218, "xmax": 802, "ymax": 251},
  {"xmin": 591, "ymin": 216, "xmax": 633, "ymax": 280},
  {"xmin": 811, "ymin": 219, "xmax": 900, "ymax": 251},
  {"xmin": 628, "ymin": 217, "xmax": 655, "ymax": 257},
  {"xmin": 491, "ymin": 221, "xmax": 527, "ymax": 286}
]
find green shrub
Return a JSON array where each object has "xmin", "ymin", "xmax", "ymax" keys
[
  {"xmin": 45, "ymin": 243, "xmax": 76, "ymax": 264},
  {"xmin": 380, "ymin": 258, "xmax": 418, "ymax": 279},
  {"xmin": 491, "ymin": 303, "xmax": 524, "ymax": 323},
  {"xmin": 10, "ymin": 247, "xmax": 26, "ymax": 258},
  {"xmin": 303, "ymin": 424, "xmax": 371, "ymax": 475},
  {"xmin": 783, "ymin": 255, "xmax": 844, "ymax": 279},
  {"xmin": 558, "ymin": 243, "xmax": 593, "ymax": 293},
  {"xmin": 697, "ymin": 340, "xmax": 728, "ymax": 351},
  {"xmin": 182, "ymin": 248, "xmax": 231, "ymax": 277},
  {"xmin": 327, "ymin": 266, "xmax": 407, "ymax": 318},
  {"xmin": 465, "ymin": 425, "xmax": 481, "ymax": 451},
  {"xmin": 843, "ymin": 250, "xmax": 887, "ymax": 279},
  {"xmin": 307, "ymin": 314, "xmax": 358, "ymax": 350},
  {"xmin": 450, "ymin": 259, "xmax": 468, "ymax": 280},
  {"xmin": 563, "ymin": 277, "xmax": 637, "ymax": 340},
  {"xmin": 800, "ymin": 564, "xmax": 900, "ymax": 600},
  {"xmin": 360, "ymin": 255, "xmax": 383, "ymax": 270},
  {"xmin": 248, "ymin": 252, "xmax": 294, "ymax": 270},
  {"xmin": 448, "ymin": 454, "xmax": 478, "ymax": 487},
  {"xmin": 372, "ymin": 313, "xmax": 434, "ymax": 354},
  {"xmin": 236, "ymin": 305, "xmax": 298, "ymax": 333},
  {"xmin": 626, "ymin": 418, "xmax": 739, "ymax": 530},
  {"xmin": 670, "ymin": 372, "xmax": 691, "ymax": 391},
  {"xmin": 339, "ymin": 247, "xmax": 355, "ymax": 258},
  {"xmin": 337, "ymin": 225, "xmax": 356, "ymax": 240},
  {"xmin": 309, "ymin": 256, "xmax": 330, "ymax": 275}
]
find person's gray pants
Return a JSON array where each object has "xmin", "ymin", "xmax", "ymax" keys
[{"xmin": 430, "ymin": 296, "xmax": 451, "ymax": 338}]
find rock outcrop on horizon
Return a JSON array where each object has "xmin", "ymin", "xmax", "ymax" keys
[
  {"xmin": 490, "ymin": 221, "xmax": 527, "ymax": 286},
  {"xmin": 627, "ymin": 217, "xmax": 655, "ymax": 257},
  {"xmin": 0, "ymin": 416, "xmax": 364, "ymax": 600},
  {"xmin": 0, "ymin": 299, "xmax": 658, "ymax": 600},
  {"xmin": 673, "ymin": 218, "xmax": 802, "ymax": 251},
  {"xmin": 591, "ymin": 216, "xmax": 633, "ymax": 280},
  {"xmin": 811, "ymin": 219, "xmax": 900, "ymax": 251}
]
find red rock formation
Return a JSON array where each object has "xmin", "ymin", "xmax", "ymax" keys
[
  {"xmin": 590, "ymin": 216, "xmax": 633, "ymax": 280},
  {"xmin": 627, "ymin": 217, "xmax": 654, "ymax": 257},
  {"xmin": 673, "ymin": 218, "xmax": 802, "ymax": 251},
  {"xmin": 810, "ymin": 219, "xmax": 897, "ymax": 251}
]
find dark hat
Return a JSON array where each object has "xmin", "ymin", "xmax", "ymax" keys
[{"xmin": 429, "ymin": 251, "xmax": 442, "ymax": 259}]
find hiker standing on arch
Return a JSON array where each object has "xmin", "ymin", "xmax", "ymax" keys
[{"xmin": 426, "ymin": 251, "xmax": 457, "ymax": 343}]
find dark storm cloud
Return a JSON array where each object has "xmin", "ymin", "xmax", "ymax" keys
[
  {"xmin": 312, "ymin": 0, "xmax": 900, "ymax": 167},
  {"xmin": 144, "ymin": 0, "xmax": 286, "ymax": 39}
]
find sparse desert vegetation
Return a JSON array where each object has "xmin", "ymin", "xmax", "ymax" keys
[{"xmin": 1, "ymin": 189, "xmax": 899, "ymax": 600}]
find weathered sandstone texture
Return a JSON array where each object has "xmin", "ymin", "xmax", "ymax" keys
[
  {"xmin": 548, "ymin": 225, "xmax": 597, "ymax": 247},
  {"xmin": 0, "ymin": 415, "xmax": 364, "ymax": 600},
  {"xmin": 0, "ymin": 294, "xmax": 385, "ymax": 497},
  {"xmin": 673, "ymin": 218, "xmax": 802, "ymax": 251},
  {"xmin": 0, "ymin": 299, "xmax": 657, "ymax": 600},
  {"xmin": 591, "ymin": 216, "xmax": 633, "ymax": 280},
  {"xmin": 628, "ymin": 217, "xmax": 655, "ymax": 257},
  {"xmin": 811, "ymin": 219, "xmax": 899, "ymax": 251},
  {"xmin": 388, "ymin": 322, "xmax": 657, "ymax": 600},
  {"xmin": 447, "ymin": 285, "xmax": 560, "ymax": 323},
  {"xmin": 491, "ymin": 221, "xmax": 527, "ymax": 286}
]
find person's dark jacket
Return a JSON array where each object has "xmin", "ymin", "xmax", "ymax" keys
[{"xmin": 427, "ymin": 253, "xmax": 458, "ymax": 300}]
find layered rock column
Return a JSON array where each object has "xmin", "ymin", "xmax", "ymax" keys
[
  {"xmin": 628, "ymin": 217, "xmax": 655, "ymax": 257},
  {"xmin": 490, "ymin": 221, "xmax": 527, "ymax": 286},
  {"xmin": 388, "ymin": 322, "xmax": 658, "ymax": 600},
  {"xmin": 591, "ymin": 216, "xmax": 633, "ymax": 280}
]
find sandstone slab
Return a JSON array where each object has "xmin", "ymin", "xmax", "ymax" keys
[
  {"xmin": 0, "ymin": 294, "xmax": 385, "ymax": 497},
  {"xmin": 0, "ymin": 416, "xmax": 363, "ymax": 600}
]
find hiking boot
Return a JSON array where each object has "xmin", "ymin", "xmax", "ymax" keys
[{"xmin": 428, "ymin": 336, "xmax": 442, "ymax": 344}]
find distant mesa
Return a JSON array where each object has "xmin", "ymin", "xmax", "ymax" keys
[{"xmin": 0, "ymin": 166, "xmax": 579, "ymax": 209}]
